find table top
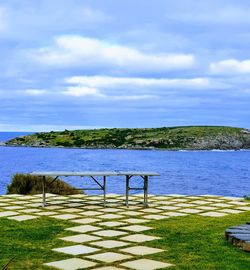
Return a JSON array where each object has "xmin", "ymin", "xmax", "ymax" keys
[
  {"xmin": 118, "ymin": 171, "xmax": 160, "ymax": 176},
  {"xmin": 30, "ymin": 171, "xmax": 160, "ymax": 177},
  {"xmin": 30, "ymin": 171, "xmax": 118, "ymax": 176}
]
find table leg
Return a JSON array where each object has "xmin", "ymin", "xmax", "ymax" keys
[
  {"xmin": 42, "ymin": 176, "xmax": 46, "ymax": 207},
  {"xmin": 126, "ymin": 175, "xmax": 129, "ymax": 207},
  {"xmin": 103, "ymin": 176, "xmax": 106, "ymax": 207},
  {"xmin": 144, "ymin": 176, "xmax": 149, "ymax": 207}
]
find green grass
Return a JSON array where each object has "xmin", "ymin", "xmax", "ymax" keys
[
  {"xmin": 1, "ymin": 213, "xmax": 250, "ymax": 269},
  {"xmin": 0, "ymin": 218, "xmax": 74, "ymax": 270},
  {"xmin": 145, "ymin": 212, "xmax": 250, "ymax": 269}
]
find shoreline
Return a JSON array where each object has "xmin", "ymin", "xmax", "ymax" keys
[{"xmin": 1, "ymin": 143, "xmax": 249, "ymax": 152}]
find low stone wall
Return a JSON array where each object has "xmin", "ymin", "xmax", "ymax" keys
[{"xmin": 225, "ymin": 222, "xmax": 250, "ymax": 252}]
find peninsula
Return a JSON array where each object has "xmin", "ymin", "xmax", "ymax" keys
[{"xmin": 4, "ymin": 126, "xmax": 250, "ymax": 150}]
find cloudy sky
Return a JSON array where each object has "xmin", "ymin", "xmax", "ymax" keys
[{"xmin": 1, "ymin": 0, "xmax": 250, "ymax": 131}]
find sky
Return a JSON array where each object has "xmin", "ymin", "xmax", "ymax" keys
[{"xmin": 1, "ymin": 0, "xmax": 250, "ymax": 131}]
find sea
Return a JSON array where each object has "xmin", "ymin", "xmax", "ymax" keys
[{"xmin": 0, "ymin": 132, "xmax": 249, "ymax": 197}]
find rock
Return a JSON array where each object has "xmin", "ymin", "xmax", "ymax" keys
[{"xmin": 225, "ymin": 222, "xmax": 250, "ymax": 252}]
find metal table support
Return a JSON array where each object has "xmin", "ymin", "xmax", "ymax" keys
[
  {"xmin": 125, "ymin": 174, "xmax": 149, "ymax": 207},
  {"xmin": 42, "ymin": 176, "xmax": 46, "ymax": 207}
]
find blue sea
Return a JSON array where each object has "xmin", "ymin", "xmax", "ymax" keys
[{"xmin": 0, "ymin": 132, "xmax": 249, "ymax": 197}]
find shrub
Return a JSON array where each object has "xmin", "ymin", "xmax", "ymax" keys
[{"xmin": 7, "ymin": 174, "xmax": 82, "ymax": 195}]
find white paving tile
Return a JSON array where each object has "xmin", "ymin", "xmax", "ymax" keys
[
  {"xmin": 121, "ymin": 211, "xmax": 143, "ymax": 216},
  {"xmin": 191, "ymin": 200, "xmax": 211, "ymax": 205},
  {"xmin": 67, "ymin": 194, "xmax": 86, "ymax": 198},
  {"xmin": 48, "ymin": 200, "xmax": 67, "ymax": 205},
  {"xmin": 175, "ymin": 203, "xmax": 197, "ymax": 207},
  {"xmin": 91, "ymin": 240, "xmax": 129, "ymax": 248},
  {"xmin": 199, "ymin": 211, "xmax": 228, "ymax": 217},
  {"xmin": 120, "ymin": 245, "xmax": 164, "ymax": 255},
  {"xmin": 171, "ymin": 198, "xmax": 188, "ymax": 202},
  {"xmin": 92, "ymin": 230, "xmax": 128, "ymax": 237},
  {"xmin": 100, "ymin": 208, "xmax": 123, "ymax": 213},
  {"xmin": 237, "ymin": 206, "xmax": 250, "ymax": 211},
  {"xmin": 155, "ymin": 201, "xmax": 176, "ymax": 205},
  {"xmin": 120, "ymin": 234, "xmax": 160, "ymax": 243},
  {"xmin": 120, "ymin": 258, "xmax": 174, "ymax": 270},
  {"xmin": 8, "ymin": 215, "xmax": 38, "ymax": 221},
  {"xmin": 79, "ymin": 210, "xmax": 103, "ymax": 216},
  {"xmin": 20, "ymin": 209, "xmax": 41, "ymax": 213},
  {"xmin": 218, "ymin": 209, "xmax": 243, "ymax": 214},
  {"xmin": 178, "ymin": 209, "xmax": 203, "ymax": 214},
  {"xmin": 0, "ymin": 211, "xmax": 19, "ymax": 217},
  {"xmin": 11, "ymin": 201, "xmax": 30, "ymax": 205},
  {"xmin": 60, "ymin": 234, "xmax": 101, "ymax": 243},
  {"xmin": 25, "ymin": 203, "xmax": 43, "ymax": 208},
  {"xmin": 64, "ymin": 203, "xmax": 83, "ymax": 207},
  {"xmin": 3, "ymin": 206, "xmax": 25, "ymax": 210},
  {"xmin": 66, "ymin": 225, "xmax": 102, "ymax": 233},
  {"xmin": 71, "ymin": 218, "xmax": 100, "ymax": 224},
  {"xmin": 157, "ymin": 206, "xmax": 180, "ymax": 210},
  {"xmin": 140, "ymin": 208, "xmax": 162, "ymax": 213},
  {"xmin": 0, "ymin": 203, "xmax": 9, "ymax": 207},
  {"xmin": 51, "ymin": 214, "xmax": 80, "ymax": 220},
  {"xmin": 58, "ymin": 208, "xmax": 82, "ymax": 213},
  {"xmin": 228, "ymin": 201, "xmax": 249, "ymax": 205},
  {"xmin": 45, "ymin": 205, "xmax": 64, "ymax": 210},
  {"xmin": 86, "ymin": 252, "xmax": 132, "ymax": 263},
  {"xmin": 121, "ymin": 225, "xmax": 153, "ymax": 232},
  {"xmin": 143, "ymin": 214, "xmax": 167, "ymax": 220},
  {"xmin": 212, "ymin": 203, "xmax": 234, "ymax": 207},
  {"xmin": 98, "ymin": 214, "xmax": 124, "ymax": 219},
  {"xmin": 122, "ymin": 218, "xmax": 148, "ymax": 224},
  {"xmin": 83, "ymin": 205, "xmax": 102, "ymax": 210},
  {"xmin": 98, "ymin": 221, "xmax": 127, "ymax": 227},
  {"xmin": 35, "ymin": 211, "xmax": 58, "ymax": 216},
  {"xmin": 52, "ymin": 244, "xmax": 99, "ymax": 255},
  {"xmin": 197, "ymin": 206, "xmax": 217, "ymax": 211},
  {"xmin": 44, "ymin": 258, "xmax": 96, "ymax": 270},
  {"xmin": 163, "ymin": 212, "xmax": 188, "ymax": 217}
]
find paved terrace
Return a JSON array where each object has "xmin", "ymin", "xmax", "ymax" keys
[{"xmin": 0, "ymin": 193, "xmax": 250, "ymax": 270}]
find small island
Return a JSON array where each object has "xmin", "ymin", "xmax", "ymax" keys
[{"xmin": 5, "ymin": 126, "xmax": 250, "ymax": 150}]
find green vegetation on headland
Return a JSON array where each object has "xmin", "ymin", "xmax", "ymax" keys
[{"xmin": 4, "ymin": 126, "xmax": 250, "ymax": 150}]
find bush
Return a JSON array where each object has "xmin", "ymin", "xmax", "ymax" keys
[
  {"xmin": 7, "ymin": 174, "xmax": 82, "ymax": 195},
  {"xmin": 244, "ymin": 195, "xmax": 250, "ymax": 201}
]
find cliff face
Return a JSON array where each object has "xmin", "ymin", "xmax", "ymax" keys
[{"xmin": 4, "ymin": 126, "xmax": 250, "ymax": 150}]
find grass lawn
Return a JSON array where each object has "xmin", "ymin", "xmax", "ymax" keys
[
  {"xmin": 1, "ymin": 212, "xmax": 250, "ymax": 269},
  {"xmin": 0, "ymin": 218, "xmax": 74, "ymax": 270}
]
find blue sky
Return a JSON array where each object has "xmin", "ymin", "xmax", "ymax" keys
[{"xmin": 1, "ymin": 0, "xmax": 250, "ymax": 131}]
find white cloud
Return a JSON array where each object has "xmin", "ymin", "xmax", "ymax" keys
[
  {"xmin": 25, "ymin": 89, "xmax": 48, "ymax": 95},
  {"xmin": 110, "ymin": 95, "xmax": 158, "ymax": 100},
  {"xmin": 62, "ymin": 86, "xmax": 103, "ymax": 97},
  {"xmin": 210, "ymin": 59, "xmax": 250, "ymax": 75},
  {"xmin": 62, "ymin": 75, "xmax": 212, "ymax": 99},
  {"xmin": 65, "ymin": 76, "xmax": 210, "ymax": 89},
  {"xmin": 29, "ymin": 35, "xmax": 195, "ymax": 72}
]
